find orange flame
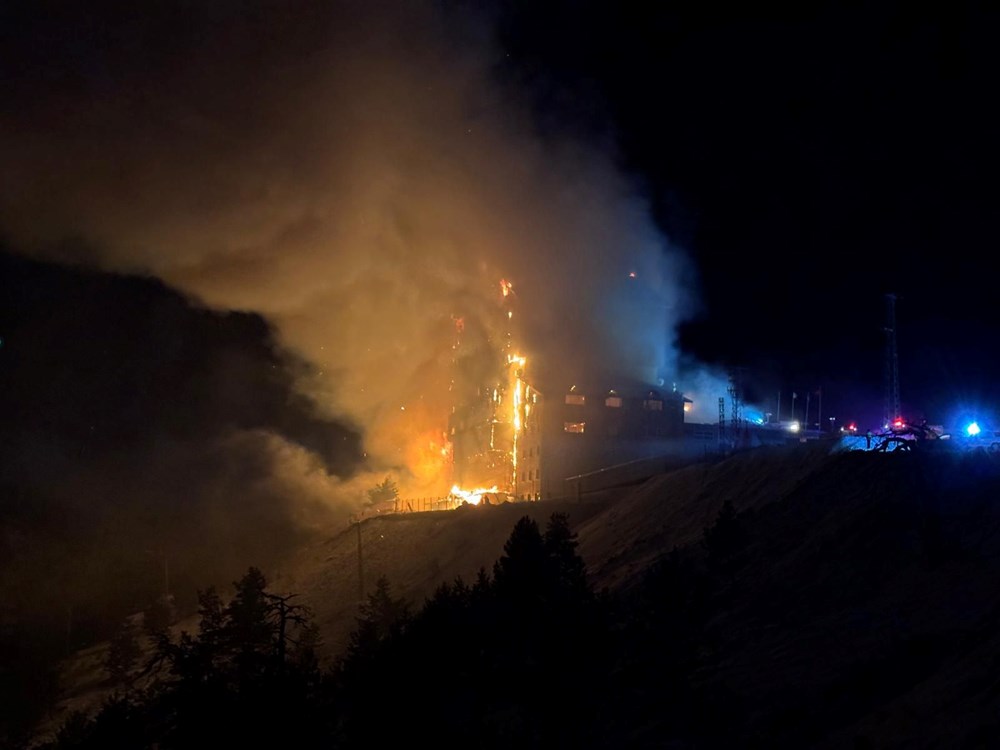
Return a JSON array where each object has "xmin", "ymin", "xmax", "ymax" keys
[{"xmin": 450, "ymin": 484, "xmax": 500, "ymax": 506}]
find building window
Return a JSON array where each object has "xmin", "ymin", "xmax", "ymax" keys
[
  {"xmin": 565, "ymin": 393, "xmax": 586, "ymax": 406},
  {"xmin": 534, "ymin": 469, "xmax": 540, "ymax": 480},
  {"xmin": 563, "ymin": 421, "xmax": 586, "ymax": 434},
  {"xmin": 643, "ymin": 399, "xmax": 663, "ymax": 411},
  {"xmin": 605, "ymin": 396, "xmax": 623, "ymax": 408}
]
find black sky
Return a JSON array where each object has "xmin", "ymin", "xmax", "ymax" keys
[
  {"xmin": 2, "ymin": 0, "xmax": 999, "ymax": 432},
  {"xmin": 497, "ymin": 0, "xmax": 1000, "ymax": 428}
]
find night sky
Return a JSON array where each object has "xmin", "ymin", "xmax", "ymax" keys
[
  {"xmin": 4, "ymin": 1, "xmax": 996, "ymax": 432},
  {"xmin": 2, "ymin": 0, "xmax": 999, "ymax": 517},
  {"xmin": 495, "ymin": 0, "xmax": 1000, "ymax": 429}
]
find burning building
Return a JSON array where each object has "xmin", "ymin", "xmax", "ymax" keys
[
  {"xmin": 539, "ymin": 381, "xmax": 688, "ymax": 496},
  {"xmin": 448, "ymin": 280, "xmax": 542, "ymax": 503},
  {"xmin": 446, "ymin": 279, "xmax": 690, "ymax": 505}
]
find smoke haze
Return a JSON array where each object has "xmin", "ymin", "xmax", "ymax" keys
[{"xmin": 0, "ymin": 0, "xmax": 729, "ymax": 512}]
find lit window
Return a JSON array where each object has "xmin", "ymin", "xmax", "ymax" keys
[
  {"xmin": 565, "ymin": 394, "xmax": 586, "ymax": 406},
  {"xmin": 605, "ymin": 396, "xmax": 622, "ymax": 408},
  {"xmin": 563, "ymin": 421, "xmax": 586, "ymax": 434}
]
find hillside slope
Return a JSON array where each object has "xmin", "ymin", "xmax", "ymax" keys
[
  {"xmin": 273, "ymin": 441, "xmax": 839, "ymax": 659},
  {"xmin": 593, "ymin": 441, "xmax": 1000, "ymax": 747},
  {"xmin": 269, "ymin": 496, "xmax": 614, "ymax": 658},
  {"xmin": 41, "ymin": 440, "xmax": 1000, "ymax": 746},
  {"xmin": 703, "ymin": 447, "xmax": 1000, "ymax": 747}
]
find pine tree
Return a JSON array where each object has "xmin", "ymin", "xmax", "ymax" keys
[
  {"xmin": 105, "ymin": 618, "xmax": 142, "ymax": 687},
  {"xmin": 493, "ymin": 515, "xmax": 547, "ymax": 596},
  {"xmin": 289, "ymin": 621, "xmax": 323, "ymax": 674},
  {"xmin": 544, "ymin": 512, "xmax": 589, "ymax": 598},
  {"xmin": 197, "ymin": 587, "xmax": 225, "ymax": 642},
  {"xmin": 360, "ymin": 576, "xmax": 409, "ymax": 637},
  {"xmin": 366, "ymin": 477, "xmax": 398, "ymax": 508},
  {"xmin": 142, "ymin": 594, "xmax": 175, "ymax": 637},
  {"xmin": 225, "ymin": 567, "xmax": 277, "ymax": 682}
]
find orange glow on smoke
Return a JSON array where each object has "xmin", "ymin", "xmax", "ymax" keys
[{"xmin": 403, "ymin": 429, "xmax": 452, "ymax": 490}]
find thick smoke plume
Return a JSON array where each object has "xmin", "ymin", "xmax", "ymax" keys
[
  {"xmin": 0, "ymin": 252, "xmax": 365, "ymax": 633},
  {"xmin": 0, "ymin": 1, "xmax": 717, "ymax": 496}
]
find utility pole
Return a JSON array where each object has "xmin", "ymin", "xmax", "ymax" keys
[
  {"xmin": 355, "ymin": 519, "xmax": 364, "ymax": 604},
  {"xmin": 776, "ymin": 391, "xmax": 781, "ymax": 423},
  {"xmin": 884, "ymin": 293, "xmax": 901, "ymax": 427},
  {"xmin": 718, "ymin": 396, "xmax": 726, "ymax": 447},
  {"xmin": 728, "ymin": 367, "xmax": 745, "ymax": 445},
  {"xmin": 65, "ymin": 603, "xmax": 73, "ymax": 657}
]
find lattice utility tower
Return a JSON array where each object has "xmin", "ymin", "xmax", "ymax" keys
[
  {"xmin": 728, "ymin": 367, "xmax": 745, "ymax": 430},
  {"xmin": 718, "ymin": 397, "xmax": 726, "ymax": 445},
  {"xmin": 883, "ymin": 293, "xmax": 901, "ymax": 428}
]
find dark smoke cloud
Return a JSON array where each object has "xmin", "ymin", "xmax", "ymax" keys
[
  {"xmin": 0, "ymin": 0, "xmax": 727, "ymax": 500},
  {"xmin": 0, "ymin": 252, "xmax": 363, "ymax": 627}
]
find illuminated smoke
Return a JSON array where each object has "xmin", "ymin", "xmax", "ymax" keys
[{"xmin": 0, "ymin": 1, "xmax": 711, "ymax": 498}]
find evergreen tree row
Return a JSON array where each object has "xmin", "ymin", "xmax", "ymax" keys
[{"xmin": 33, "ymin": 508, "xmax": 747, "ymax": 749}]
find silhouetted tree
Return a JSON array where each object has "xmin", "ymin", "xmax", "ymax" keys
[
  {"xmin": 142, "ymin": 594, "xmax": 175, "ymax": 637},
  {"xmin": 289, "ymin": 620, "xmax": 322, "ymax": 674},
  {"xmin": 264, "ymin": 591, "xmax": 311, "ymax": 673},
  {"xmin": 41, "ymin": 694, "xmax": 149, "ymax": 749},
  {"xmin": 224, "ymin": 567, "xmax": 276, "ymax": 684},
  {"xmin": 492, "ymin": 515, "xmax": 547, "ymax": 599},
  {"xmin": 365, "ymin": 477, "xmax": 398, "ymax": 508},
  {"xmin": 43, "ymin": 566, "xmax": 330, "ymax": 750},
  {"xmin": 196, "ymin": 586, "xmax": 224, "ymax": 630},
  {"xmin": 104, "ymin": 617, "xmax": 142, "ymax": 687},
  {"xmin": 0, "ymin": 620, "xmax": 61, "ymax": 748},
  {"xmin": 47, "ymin": 709, "xmax": 92, "ymax": 747},
  {"xmin": 543, "ymin": 512, "xmax": 589, "ymax": 598},
  {"xmin": 347, "ymin": 575, "xmax": 409, "ymax": 660}
]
